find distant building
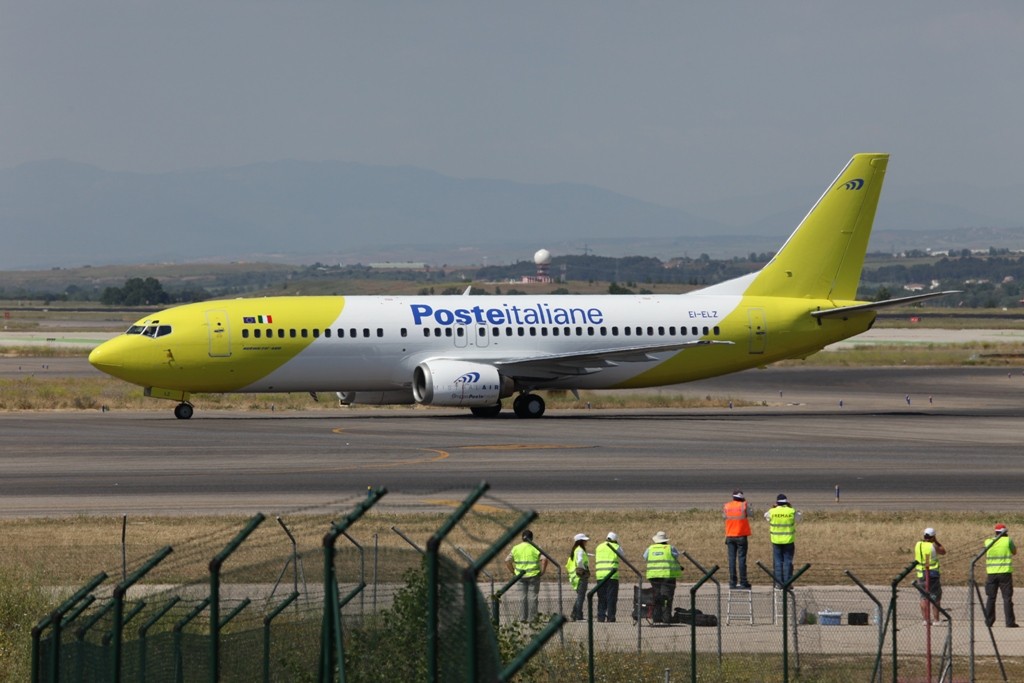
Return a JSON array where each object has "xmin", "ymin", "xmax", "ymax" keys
[{"xmin": 368, "ymin": 262, "xmax": 428, "ymax": 271}]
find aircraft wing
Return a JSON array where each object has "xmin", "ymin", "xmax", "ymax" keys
[
  {"xmin": 491, "ymin": 339, "xmax": 734, "ymax": 381},
  {"xmin": 810, "ymin": 291, "xmax": 961, "ymax": 319}
]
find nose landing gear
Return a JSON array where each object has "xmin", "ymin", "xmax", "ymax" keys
[{"xmin": 173, "ymin": 402, "xmax": 194, "ymax": 420}]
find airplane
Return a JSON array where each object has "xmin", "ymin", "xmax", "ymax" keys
[{"xmin": 89, "ymin": 153, "xmax": 957, "ymax": 419}]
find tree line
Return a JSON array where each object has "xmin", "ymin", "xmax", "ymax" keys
[{"xmin": 4, "ymin": 250, "xmax": 1024, "ymax": 309}]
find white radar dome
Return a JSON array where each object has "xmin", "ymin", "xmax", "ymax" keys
[{"xmin": 533, "ymin": 249, "xmax": 551, "ymax": 265}]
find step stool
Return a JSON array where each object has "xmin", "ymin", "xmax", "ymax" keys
[{"xmin": 726, "ymin": 587, "xmax": 753, "ymax": 625}]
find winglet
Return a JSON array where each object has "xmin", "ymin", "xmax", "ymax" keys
[{"xmin": 744, "ymin": 153, "xmax": 889, "ymax": 301}]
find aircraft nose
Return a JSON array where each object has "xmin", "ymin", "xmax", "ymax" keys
[{"xmin": 88, "ymin": 340, "xmax": 122, "ymax": 371}]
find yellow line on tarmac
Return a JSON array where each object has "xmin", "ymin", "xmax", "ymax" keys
[
  {"xmin": 358, "ymin": 448, "xmax": 450, "ymax": 470},
  {"xmin": 460, "ymin": 444, "xmax": 595, "ymax": 451}
]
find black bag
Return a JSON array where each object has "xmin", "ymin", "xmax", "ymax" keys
[
  {"xmin": 632, "ymin": 586, "xmax": 654, "ymax": 621},
  {"xmin": 672, "ymin": 607, "xmax": 718, "ymax": 626}
]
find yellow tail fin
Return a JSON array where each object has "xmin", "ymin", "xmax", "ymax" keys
[{"xmin": 745, "ymin": 153, "xmax": 888, "ymax": 300}]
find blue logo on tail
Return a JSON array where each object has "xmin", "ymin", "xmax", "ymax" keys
[{"xmin": 841, "ymin": 178, "xmax": 864, "ymax": 191}]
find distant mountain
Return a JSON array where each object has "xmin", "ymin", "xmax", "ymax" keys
[
  {"xmin": 0, "ymin": 160, "xmax": 723, "ymax": 269},
  {"xmin": 1, "ymin": 160, "xmax": 1021, "ymax": 269}
]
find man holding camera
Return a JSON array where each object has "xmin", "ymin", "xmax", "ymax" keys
[
  {"xmin": 914, "ymin": 527, "xmax": 947, "ymax": 625},
  {"xmin": 984, "ymin": 523, "xmax": 1019, "ymax": 628}
]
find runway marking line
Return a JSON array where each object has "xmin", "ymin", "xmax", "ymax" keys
[
  {"xmin": 459, "ymin": 444, "xmax": 595, "ymax": 451},
  {"xmin": 357, "ymin": 448, "xmax": 449, "ymax": 470}
]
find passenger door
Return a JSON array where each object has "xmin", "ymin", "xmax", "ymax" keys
[{"xmin": 206, "ymin": 309, "xmax": 231, "ymax": 357}]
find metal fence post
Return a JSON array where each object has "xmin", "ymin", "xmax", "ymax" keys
[
  {"xmin": 683, "ymin": 551, "xmax": 722, "ymax": 669},
  {"xmin": 174, "ymin": 598, "xmax": 210, "ymax": 683},
  {"xmin": 340, "ymin": 531, "xmax": 366, "ymax": 623},
  {"xmin": 688, "ymin": 563, "xmax": 719, "ymax": 683},
  {"xmin": 585, "ymin": 574, "xmax": 613, "ymax": 683},
  {"xmin": 320, "ymin": 486, "xmax": 387, "ymax": 683},
  {"xmin": 456, "ymin": 545, "xmax": 495, "ymax": 619},
  {"xmin": 210, "ymin": 514, "xmax": 264, "ymax": 683},
  {"xmin": 492, "ymin": 573, "xmax": 524, "ymax": 625},
  {"xmin": 425, "ymin": 481, "xmax": 488, "ymax": 682},
  {"xmin": 263, "ymin": 591, "xmax": 300, "ymax": 683},
  {"xmin": 910, "ymin": 577, "xmax": 954, "ymax": 682},
  {"xmin": 844, "ymin": 570, "xmax": 884, "ymax": 683},
  {"xmin": 31, "ymin": 571, "xmax": 107, "ymax": 683},
  {"xmin": 463, "ymin": 511, "xmax": 536, "ymax": 682},
  {"xmin": 112, "ymin": 545, "xmax": 173, "ymax": 683},
  {"xmin": 76, "ymin": 598, "xmax": 116, "ymax": 682},
  {"xmin": 139, "ymin": 596, "xmax": 180, "ymax": 682},
  {"xmin": 756, "ymin": 560, "xmax": 809, "ymax": 683},
  {"xmin": 889, "ymin": 560, "xmax": 917, "ymax": 683}
]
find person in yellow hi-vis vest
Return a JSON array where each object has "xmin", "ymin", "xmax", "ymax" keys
[
  {"xmin": 644, "ymin": 531, "xmax": 683, "ymax": 624},
  {"xmin": 595, "ymin": 532, "xmax": 622, "ymax": 623},
  {"xmin": 984, "ymin": 523, "xmax": 1018, "ymax": 628},
  {"xmin": 566, "ymin": 533, "xmax": 590, "ymax": 621},
  {"xmin": 914, "ymin": 527, "xmax": 946, "ymax": 625},
  {"xmin": 764, "ymin": 494, "xmax": 801, "ymax": 587},
  {"xmin": 505, "ymin": 529, "xmax": 548, "ymax": 621}
]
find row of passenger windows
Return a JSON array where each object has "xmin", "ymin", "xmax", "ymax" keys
[
  {"xmin": 422, "ymin": 324, "xmax": 721, "ymax": 339},
  {"xmin": 241, "ymin": 325, "xmax": 721, "ymax": 340},
  {"xmin": 242, "ymin": 327, "xmax": 384, "ymax": 339}
]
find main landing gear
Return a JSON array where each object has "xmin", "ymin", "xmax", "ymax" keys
[
  {"xmin": 512, "ymin": 393, "xmax": 545, "ymax": 418},
  {"xmin": 173, "ymin": 402, "xmax": 194, "ymax": 420},
  {"xmin": 468, "ymin": 393, "xmax": 546, "ymax": 418},
  {"xmin": 470, "ymin": 403, "xmax": 503, "ymax": 418}
]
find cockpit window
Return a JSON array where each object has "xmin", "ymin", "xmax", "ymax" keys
[{"xmin": 125, "ymin": 323, "xmax": 172, "ymax": 338}]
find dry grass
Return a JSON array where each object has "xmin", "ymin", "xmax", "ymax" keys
[
  {"xmin": 4, "ymin": 509, "xmax": 1020, "ymax": 588},
  {"xmin": 0, "ymin": 376, "xmax": 745, "ymax": 412},
  {"xmin": 782, "ymin": 342, "xmax": 1024, "ymax": 367},
  {"xmin": 0, "ymin": 345, "xmax": 92, "ymax": 357}
]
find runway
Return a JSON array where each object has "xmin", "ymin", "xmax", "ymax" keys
[{"xmin": 2, "ymin": 365, "xmax": 1023, "ymax": 517}]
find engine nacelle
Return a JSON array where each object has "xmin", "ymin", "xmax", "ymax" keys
[
  {"xmin": 336, "ymin": 390, "xmax": 416, "ymax": 406},
  {"xmin": 412, "ymin": 360, "xmax": 513, "ymax": 407}
]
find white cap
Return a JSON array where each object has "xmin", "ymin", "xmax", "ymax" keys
[
  {"xmin": 573, "ymin": 533, "xmax": 589, "ymax": 542},
  {"xmin": 652, "ymin": 531, "xmax": 669, "ymax": 543},
  {"xmin": 607, "ymin": 532, "xmax": 619, "ymax": 542},
  {"xmin": 924, "ymin": 527, "xmax": 936, "ymax": 537}
]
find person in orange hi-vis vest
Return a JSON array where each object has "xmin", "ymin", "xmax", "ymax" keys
[{"xmin": 723, "ymin": 490, "xmax": 753, "ymax": 589}]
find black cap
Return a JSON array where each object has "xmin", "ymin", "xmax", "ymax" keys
[{"xmin": 522, "ymin": 530, "xmax": 533, "ymax": 541}]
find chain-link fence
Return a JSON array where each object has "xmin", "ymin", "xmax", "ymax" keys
[
  {"xmin": 27, "ymin": 492, "xmax": 1024, "ymax": 682},
  {"xmin": 30, "ymin": 483, "xmax": 566, "ymax": 683},
  {"xmin": 494, "ymin": 565, "xmax": 1024, "ymax": 682}
]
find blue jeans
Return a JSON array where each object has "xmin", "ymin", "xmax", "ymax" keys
[
  {"xmin": 726, "ymin": 536, "xmax": 749, "ymax": 586},
  {"xmin": 572, "ymin": 578, "xmax": 588, "ymax": 620},
  {"xmin": 772, "ymin": 543, "xmax": 795, "ymax": 587}
]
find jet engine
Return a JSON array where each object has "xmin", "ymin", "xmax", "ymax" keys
[{"xmin": 412, "ymin": 360, "xmax": 513, "ymax": 407}]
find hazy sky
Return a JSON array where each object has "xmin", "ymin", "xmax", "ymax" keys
[{"xmin": 4, "ymin": 2, "xmax": 1023, "ymax": 209}]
